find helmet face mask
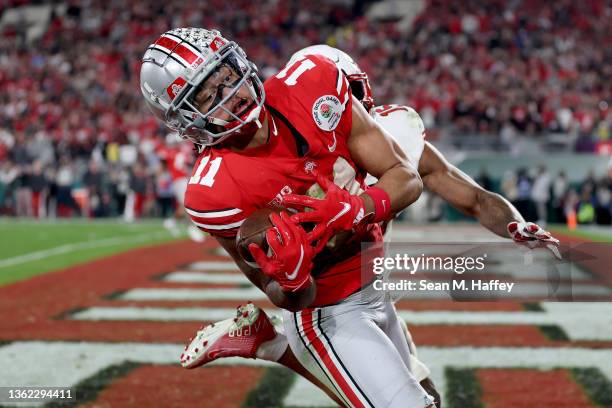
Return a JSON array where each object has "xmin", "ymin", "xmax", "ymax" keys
[
  {"xmin": 346, "ymin": 72, "xmax": 374, "ymax": 112},
  {"xmin": 140, "ymin": 28, "xmax": 266, "ymax": 147}
]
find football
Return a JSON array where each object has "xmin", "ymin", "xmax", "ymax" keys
[{"xmin": 235, "ymin": 207, "xmax": 280, "ymax": 264}]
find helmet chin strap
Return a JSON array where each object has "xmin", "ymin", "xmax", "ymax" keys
[
  {"xmin": 207, "ymin": 104, "xmax": 263, "ymax": 128},
  {"xmin": 208, "ymin": 116, "xmax": 230, "ymax": 126},
  {"xmin": 246, "ymin": 105, "xmax": 263, "ymax": 129}
]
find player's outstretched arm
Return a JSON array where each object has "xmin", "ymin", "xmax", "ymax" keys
[
  {"xmin": 417, "ymin": 141, "xmax": 558, "ymax": 249},
  {"xmin": 215, "ymin": 234, "xmax": 316, "ymax": 312},
  {"xmin": 349, "ymin": 96, "xmax": 423, "ymax": 217},
  {"xmin": 417, "ymin": 141, "xmax": 520, "ymax": 237}
]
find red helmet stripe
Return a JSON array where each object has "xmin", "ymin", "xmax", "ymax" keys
[{"xmin": 154, "ymin": 36, "xmax": 199, "ymax": 65}]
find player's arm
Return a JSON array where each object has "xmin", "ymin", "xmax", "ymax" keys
[
  {"xmin": 285, "ymin": 96, "xmax": 422, "ymax": 244},
  {"xmin": 417, "ymin": 141, "xmax": 558, "ymax": 244},
  {"xmin": 215, "ymin": 234, "xmax": 316, "ymax": 312},
  {"xmin": 349, "ymin": 96, "xmax": 423, "ymax": 217},
  {"xmin": 417, "ymin": 141, "xmax": 521, "ymax": 237}
]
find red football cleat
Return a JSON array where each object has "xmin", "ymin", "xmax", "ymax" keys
[{"xmin": 180, "ymin": 303, "xmax": 277, "ymax": 369}]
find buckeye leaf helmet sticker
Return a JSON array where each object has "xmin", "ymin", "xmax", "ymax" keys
[{"xmin": 312, "ymin": 95, "xmax": 343, "ymax": 132}]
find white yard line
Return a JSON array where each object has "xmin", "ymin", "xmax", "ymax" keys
[
  {"xmin": 1, "ymin": 341, "xmax": 610, "ymax": 408},
  {"xmin": 0, "ymin": 232, "xmax": 172, "ymax": 269},
  {"xmin": 186, "ymin": 261, "xmax": 241, "ymax": 271},
  {"xmin": 118, "ymin": 287, "xmax": 267, "ymax": 301},
  {"xmin": 71, "ymin": 303, "xmax": 612, "ymax": 341},
  {"xmin": 163, "ymin": 272, "xmax": 248, "ymax": 284}
]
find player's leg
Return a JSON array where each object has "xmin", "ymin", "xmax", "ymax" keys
[
  {"xmin": 181, "ymin": 304, "xmax": 347, "ymax": 406},
  {"xmin": 383, "ymin": 301, "xmax": 442, "ymax": 407},
  {"xmin": 278, "ymin": 347, "xmax": 349, "ymax": 407},
  {"xmin": 284, "ymin": 300, "xmax": 436, "ymax": 408},
  {"xmin": 181, "ymin": 301, "xmax": 437, "ymax": 407}
]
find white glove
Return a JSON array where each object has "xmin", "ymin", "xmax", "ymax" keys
[{"xmin": 507, "ymin": 221, "xmax": 561, "ymax": 258}]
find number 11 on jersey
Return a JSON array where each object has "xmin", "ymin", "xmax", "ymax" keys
[
  {"xmin": 189, "ymin": 156, "xmax": 222, "ymax": 187},
  {"xmin": 275, "ymin": 58, "xmax": 316, "ymax": 86}
]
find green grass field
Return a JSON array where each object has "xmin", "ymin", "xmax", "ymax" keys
[
  {"xmin": 548, "ymin": 225, "xmax": 612, "ymax": 243},
  {"xmin": 0, "ymin": 218, "xmax": 188, "ymax": 286},
  {"xmin": 0, "ymin": 219, "xmax": 608, "ymax": 288}
]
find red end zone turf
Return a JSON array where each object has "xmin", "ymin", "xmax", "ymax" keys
[{"xmin": 0, "ymin": 226, "xmax": 610, "ymax": 407}]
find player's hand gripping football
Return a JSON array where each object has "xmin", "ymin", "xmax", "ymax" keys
[
  {"xmin": 507, "ymin": 221, "xmax": 561, "ymax": 258},
  {"xmin": 248, "ymin": 212, "xmax": 314, "ymax": 292},
  {"xmin": 282, "ymin": 172, "xmax": 367, "ymax": 251}
]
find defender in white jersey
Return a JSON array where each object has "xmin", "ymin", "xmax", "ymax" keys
[{"xmin": 181, "ymin": 45, "xmax": 559, "ymax": 408}]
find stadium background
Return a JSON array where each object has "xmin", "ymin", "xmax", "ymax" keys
[{"xmin": 0, "ymin": 0, "xmax": 611, "ymax": 407}]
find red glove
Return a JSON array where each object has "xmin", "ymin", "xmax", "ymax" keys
[
  {"xmin": 248, "ymin": 212, "xmax": 314, "ymax": 292},
  {"xmin": 507, "ymin": 221, "xmax": 561, "ymax": 258},
  {"xmin": 282, "ymin": 173, "xmax": 367, "ymax": 250}
]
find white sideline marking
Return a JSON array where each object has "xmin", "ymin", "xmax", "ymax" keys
[
  {"xmin": 397, "ymin": 302, "xmax": 612, "ymax": 341},
  {"xmin": 118, "ymin": 287, "xmax": 267, "ymax": 301},
  {"xmin": 0, "ymin": 341, "xmax": 272, "ymax": 407},
  {"xmin": 0, "ymin": 232, "xmax": 171, "ymax": 269},
  {"xmin": 187, "ymin": 261, "xmax": 239, "ymax": 271},
  {"xmin": 283, "ymin": 377, "xmax": 336, "ymax": 407},
  {"xmin": 119, "ymin": 282, "xmax": 609, "ymax": 302},
  {"xmin": 1, "ymin": 342, "xmax": 610, "ymax": 407},
  {"xmin": 419, "ymin": 346, "xmax": 612, "ymax": 404},
  {"xmin": 395, "ymin": 282, "xmax": 610, "ymax": 299},
  {"xmin": 163, "ymin": 272, "xmax": 249, "ymax": 284},
  {"xmin": 72, "ymin": 307, "xmax": 281, "ymax": 322},
  {"xmin": 71, "ymin": 303, "xmax": 612, "ymax": 341}
]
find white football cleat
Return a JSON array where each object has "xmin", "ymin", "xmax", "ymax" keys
[{"xmin": 180, "ymin": 302, "xmax": 276, "ymax": 369}]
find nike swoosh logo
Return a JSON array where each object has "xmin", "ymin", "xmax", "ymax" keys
[
  {"xmin": 327, "ymin": 202, "xmax": 351, "ymax": 226},
  {"xmin": 271, "ymin": 115, "xmax": 278, "ymax": 136},
  {"xmin": 327, "ymin": 131, "xmax": 337, "ymax": 152},
  {"xmin": 285, "ymin": 244, "xmax": 304, "ymax": 281}
]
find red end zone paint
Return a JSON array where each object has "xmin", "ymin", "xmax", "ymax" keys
[
  {"xmin": 0, "ymin": 239, "xmax": 210, "ymax": 341},
  {"xmin": 412, "ymin": 325, "xmax": 557, "ymax": 348},
  {"xmin": 393, "ymin": 300, "xmax": 525, "ymax": 312},
  {"xmin": 477, "ymin": 368, "xmax": 595, "ymax": 408},
  {"xmin": 81, "ymin": 365, "xmax": 264, "ymax": 408}
]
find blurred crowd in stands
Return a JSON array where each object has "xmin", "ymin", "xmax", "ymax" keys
[
  {"xmin": 0, "ymin": 0, "xmax": 610, "ymax": 219},
  {"xmin": 474, "ymin": 163, "xmax": 612, "ymax": 226}
]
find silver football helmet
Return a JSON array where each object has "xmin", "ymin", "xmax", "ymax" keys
[
  {"xmin": 140, "ymin": 28, "xmax": 266, "ymax": 146},
  {"xmin": 289, "ymin": 44, "xmax": 374, "ymax": 111}
]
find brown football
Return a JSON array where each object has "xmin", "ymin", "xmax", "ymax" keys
[
  {"xmin": 236, "ymin": 207, "xmax": 359, "ymax": 273},
  {"xmin": 235, "ymin": 207, "xmax": 280, "ymax": 264}
]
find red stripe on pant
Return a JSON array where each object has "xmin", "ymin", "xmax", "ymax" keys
[{"xmin": 300, "ymin": 310, "xmax": 365, "ymax": 408}]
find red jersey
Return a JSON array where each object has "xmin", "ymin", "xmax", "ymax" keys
[
  {"xmin": 184, "ymin": 55, "xmax": 382, "ymax": 306},
  {"xmin": 157, "ymin": 143, "xmax": 192, "ymax": 181}
]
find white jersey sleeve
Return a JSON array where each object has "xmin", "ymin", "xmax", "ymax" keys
[{"xmin": 366, "ymin": 105, "xmax": 426, "ymax": 185}]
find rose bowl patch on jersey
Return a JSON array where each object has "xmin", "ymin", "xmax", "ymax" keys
[{"xmin": 312, "ymin": 95, "xmax": 343, "ymax": 131}]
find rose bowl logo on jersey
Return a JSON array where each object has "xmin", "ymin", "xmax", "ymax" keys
[
  {"xmin": 312, "ymin": 95, "xmax": 342, "ymax": 131},
  {"xmin": 320, "ymin": 104, "xmax": 331, "ymax": 119}
]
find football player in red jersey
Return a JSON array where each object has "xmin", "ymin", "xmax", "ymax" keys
[
  {"xmin": 151, "ymin": 40, "xmax": 562, "ymax": 407},
  {"xmin": 141, "ymin": 28, "xmax": 434, "ymax": 407},
  {"xmin": 155, "ymin": 135, "xmax": 206, "ymax": 242}
]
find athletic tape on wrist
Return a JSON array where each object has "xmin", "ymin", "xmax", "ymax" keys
[{"xmin": 364, "ymin": 186, "xmax": 391, "ymax": 222}]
